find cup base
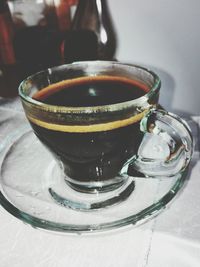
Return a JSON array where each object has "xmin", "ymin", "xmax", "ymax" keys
[
  {"xmin": 64, "ymin": 174, "xmax": 129, "ymax": 194},
  {"xmin": 49, "ymin": 175, "xmax": 135, "ymax": 211}
]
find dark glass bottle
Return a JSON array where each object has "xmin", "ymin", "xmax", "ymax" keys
[
  {"xmin": 63, "ymin": 0, "xmax": 117, "ymax": 63},
  {"xmin": 0, "ymin": 0, "xmax": 19, "ymax": 97},
  {"xmin": 11, "ymin": 0, "xmax": 64, "ymax": 78}
]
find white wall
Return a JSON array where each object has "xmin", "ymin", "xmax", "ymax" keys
[{"xmin": 109, "ymin": 0, "xmax": 200, "ymax": 115}]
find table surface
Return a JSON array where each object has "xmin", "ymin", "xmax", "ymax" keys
[{"xmin": 0, "ymin": 97, "xmax": 200, "ymax": 267}]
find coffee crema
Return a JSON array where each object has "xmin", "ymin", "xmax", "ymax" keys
[{"xmin": 33, "ymin": 75, "xmax": 149, "ymax": 103}]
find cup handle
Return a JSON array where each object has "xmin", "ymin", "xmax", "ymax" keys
[{"xmin": 120, "ymin": 109, "xmax": 193, "ymax": 178}]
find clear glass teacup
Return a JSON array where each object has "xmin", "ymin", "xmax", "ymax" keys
[{"xmin": 19, "ymin": 61, "xmax": 193, "ymax": 210}]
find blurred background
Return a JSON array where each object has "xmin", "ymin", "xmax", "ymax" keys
[
  {"xmin": 109, "ymin": 0, "xmax": 200, "ymax": 116},
  {"xmin": 1, "ymin": 0, "xmax": 200, "ymax": 115}
]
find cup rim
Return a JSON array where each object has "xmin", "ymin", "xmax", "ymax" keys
[{"xmin": 18, "ymin": 61, "xmax": 161, "ymax": 114}]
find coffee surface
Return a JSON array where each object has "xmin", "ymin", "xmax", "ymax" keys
[{"xmin": 33, "ymin": 75, "xmax": 149, "ymax": 107}]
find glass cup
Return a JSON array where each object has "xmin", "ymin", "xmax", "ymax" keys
[{"xmin": 19, "ymin": 61, "xmax": 193, "ymax": 211}]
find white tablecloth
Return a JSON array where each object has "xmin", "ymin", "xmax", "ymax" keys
[{"xmin": 0, "ymin": 98, "xmax": 200, "ymax": 267}]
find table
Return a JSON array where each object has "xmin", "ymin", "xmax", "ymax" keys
[{"xmin": 0, "ymin": 97, "xmax": 200, "ymax": 267}]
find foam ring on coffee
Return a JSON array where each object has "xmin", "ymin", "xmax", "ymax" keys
[{"xmin": 33, "ymin": 75, "xmax": 149, "ymax": 101}]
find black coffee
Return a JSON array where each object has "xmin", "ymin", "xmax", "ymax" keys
[
  {"xmin": 34, "ymin": 75, "xmax": 148, "ymax": 106},
  {"xmin": 31, "ymin": 76, "xmax": 149, "ymax": 182}
]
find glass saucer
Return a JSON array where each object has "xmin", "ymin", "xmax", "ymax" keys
[{"xmin": 0, "ymin": 117, "xmax": 189, "ymax": 234}]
